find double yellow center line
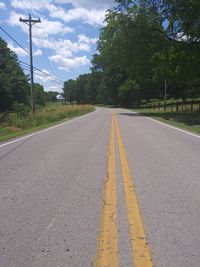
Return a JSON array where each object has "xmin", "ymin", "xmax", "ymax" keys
[{"xmin": 94, "ymin": 113, "xmax": 153, "ymax": 267}]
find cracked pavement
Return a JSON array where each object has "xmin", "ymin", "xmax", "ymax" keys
[{"xmin": 0, "ymin": 108, "xmax": 200, "ymax": 267}]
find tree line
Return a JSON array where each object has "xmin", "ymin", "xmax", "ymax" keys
[{"xmin": 64, "ymin": 0, "xmax": 200, "ymax": 107}]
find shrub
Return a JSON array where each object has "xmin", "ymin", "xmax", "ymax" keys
[{"xmin": 16, "ymin": 104, "xmax": 31, "ymax": 118}]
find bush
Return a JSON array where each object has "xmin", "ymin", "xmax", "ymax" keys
[
  {"xmin": 118, "ymin": 80, "xmax": 140, "ymax": 107},
  {"xmin": 15, "ymin": 104, "xmax": 31, "ymax": 118}
]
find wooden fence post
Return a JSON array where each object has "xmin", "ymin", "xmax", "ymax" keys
[
  {"xmin": 191, "ymin": 101, "xmax": 194, "ymax": 112},
  {"xmin": 181, "ymin": 102, "xmax": 184, "ymax": 112},
  {"xmin": 164, "ymin": 102, "xmax": 166, "ymax": 111},
  {"xmin": 176, "ymin": 102, "xmax": 179, "ymax": 112}
]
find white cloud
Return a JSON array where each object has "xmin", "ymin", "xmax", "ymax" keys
[
  {"xmin": 33, "ymin": 18, "xmax": 74, "ymax": 38},
  {"xmin": 11, "ymin": 0, "xmax": 52, "ymax": 10},
  {"xmin": 8, "ymin": 42, "xmax": 28, "ymax": 56},
  {"xmin": 45, "ymin": 85, "xmax": 62, "ymax": 92},
  {"xmin": 8, "ymin": 0, "xmax": 100, "ymax": 76},
  {"xmin": 32, "ymin": 32, "xmax": 96, "ymax": 70},
  {"xmin": 49, "ymin": 7, "xmax": 106, "ymax": 26},
  {"xmin": 32, "ymin": 33, "xmax": 96, "ymax": 58},
  {"xmin": 33, "ymin": 37, "xmax": 78, "ymax": 54},
  {"xmin": 8, "ymin": 42, "xmax": 43, "ymax": 57},
  {"xmin": 10, "ymin": 0, "xmax": 108, "ymax": 26},
  {"xmin": 49, "ymin": 54, "xmax": 90, "ymax": 70},
  {"xmin": 11, "ymin": 0, "xmax": 115, "ymax": 10},
  {"xmin": 78, "ymin": 34, "xmax": 97, "ymax": 45},
  {"xmin": 8, "ymin": 11, "xmax": 74, "ymax": 37},
  {"xmin": 7, "ymin": 11, "xmax": 28, "ymax": 32},
  {"xmin": 33, "ymin": 49, "xmax": 43, "ymax": 56},
  {"xmin": 35, "ymin": 69, "xmax": 58, "ymax": 83},
  {"xmin": 54, "ymin": 0, "xmax": 115, "ymax": 9},
  {"xmin": 0, "ymin": 2, "xmax": 6, "ymax": 9}
]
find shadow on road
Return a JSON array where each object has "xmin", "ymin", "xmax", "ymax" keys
[
  {"xmin": 118, "ymin": 112, "xmax": 141, "ymax": 116},
  {"xmin": 118, "ymin": 111, "xmax": 200, "ymax": 127}
]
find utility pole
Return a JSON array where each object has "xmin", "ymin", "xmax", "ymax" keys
[{"xmin": 20, "ymin": 14, "xmax": 41, "ymax": 114}]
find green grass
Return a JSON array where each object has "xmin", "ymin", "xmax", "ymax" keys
[
  {"xmin": 0, "ymin": 104, "xmax": 95, "ymax": 142},
  {"xmin": 132, "ymin": 109, "xmax": 200, "ymax": 134}
]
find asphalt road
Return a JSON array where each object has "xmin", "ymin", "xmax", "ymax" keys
[{"xmin": 0, "ymin": 108, "xmax": 200, "ymax": 267}]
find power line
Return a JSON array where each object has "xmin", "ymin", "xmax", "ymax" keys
[
  {"xmin": 22, "ymin": 66, "xmax": 61, "ymax": 83},
  {"xmin": 32, "ymin": 27, "xmax": 63, "ymax": 82},
  {"xmin": 20, "ymin": 13, "xmax": 41, "ymax": 114},
  {"xmin": 0, "ymin": 26, "xmax": 29, "ymax": 54},
  {"xmin": 21, "ymin": 65, "xmax": 63, "ymax": 88},
  {"xmin": 28, "ymin": 0, "xmax": 64, "ymax": 81},
  {"xmin": 21, "ymin": 64, "xmax": 61, "ymax": 82},
  {"xmin": 21, "ymin": 0, "xmax": 65, "ymax": 83},
  {"xmin": 0, "ymin": 26, "xmax": 64, "ymax": 84},
  {"xmin": 0, "ymin": 9, "xmax": 65, "ymax": 92},
  {"xmin": 19, "ymin": 60, "xmax": 64, "ymax": 83}
]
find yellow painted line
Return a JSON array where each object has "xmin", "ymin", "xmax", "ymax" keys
[
  {"xmin": 94, "ymin": 113, "xmax": 119, "ymax": 267},
  {"xmin": 114, "ymin": 114, "xmax": 153, "ymax": 267}
]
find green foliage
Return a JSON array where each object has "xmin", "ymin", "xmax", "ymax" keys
[
  {"xmin": 91, "ymin": 4, "xmax": 166, "ymax": 104},
  {"xmin": 34, "ymin": 83, "xmax": 46, "ymax": 106},
  {"xmin": 0, "ymin": 37, "xmax": 30, "ymax": 113},
  {"xmin": 15, "ymin": 103, "xmax": 31, "ymax": 118},
  {"xmin": 93, "ymin": 0, "xmax": 200, "ymax": 104},
  {"xmin": 162, "ymin": 0, "xmax": 200, "ymax": 44},
  {"xmin": 64, "ymin": 79, "xmax": 76, "ymax": 103},
  {"xmin": 44, "ymin": 91, "xmax": 58, "ymax": 102},
  {"xmin": 64, "ymin": 73, "xmax": 100, "ymax": 105},
  {"xmin": 62, "ymin": 1, "xmax": 200, "ymax": 106},
  {"xmin": 118, "ymin": 80, "xmax": 140, "ymax": 107}
]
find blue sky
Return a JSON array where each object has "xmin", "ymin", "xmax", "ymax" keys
[{"xmin": 0, "ymin": 0, "xmax": 115, "ymax": 92}]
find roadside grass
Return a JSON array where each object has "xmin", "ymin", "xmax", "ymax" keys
[
  {"xmin": 0, "ymin": 104, "xmax": 95, "ymax": 142},
  {"xmin": 132, "ymin": 109, "xmax": 200, "ymax": 134}
]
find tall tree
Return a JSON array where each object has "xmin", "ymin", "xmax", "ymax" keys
[
  {"xmin": 92, "ymin": 3, "xmax": 166, "ymax": 106},
  {"xmin": 34, "ymin": 83, "xmax": 46, "ymax": 106},
  {"xmin": 64, "ymin": 79, "xmax": 76, "ymax": 103},
  {"xmin": 0, "ymin": 37, "xmax": 30, "ymax": 114}
]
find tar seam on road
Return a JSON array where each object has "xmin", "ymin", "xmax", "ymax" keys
[
  {"xmin": 114, "ymin": 114, "xmax": 153, "ymax": 267},
  {"xmin": 94, "ymin": 113, "xmax": 119, "ymax": 267},
  {"xmin": 94, "ymin": 113, "xmax": 153, "ymax": 266}
]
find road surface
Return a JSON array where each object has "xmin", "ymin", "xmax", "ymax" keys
[{"xmin": 0, "ymin": 108, "xmax": 200, "ymax": 267}]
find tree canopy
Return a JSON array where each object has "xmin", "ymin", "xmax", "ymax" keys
[
  {"xmin": 0, "ymin": 37, "xmax": 61, "ymax": 115},
  {"xmin": 0, "ymin": 37, "xmax": 30, "ymax": 113},
  {"xmin": 64, "ymin": 0, "xmax": 200, "ymax": 107}
]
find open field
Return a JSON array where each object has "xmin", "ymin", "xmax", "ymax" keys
[{"xmin": 0, "ymin": 104, "xmax": 95, "ymax": 142}]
